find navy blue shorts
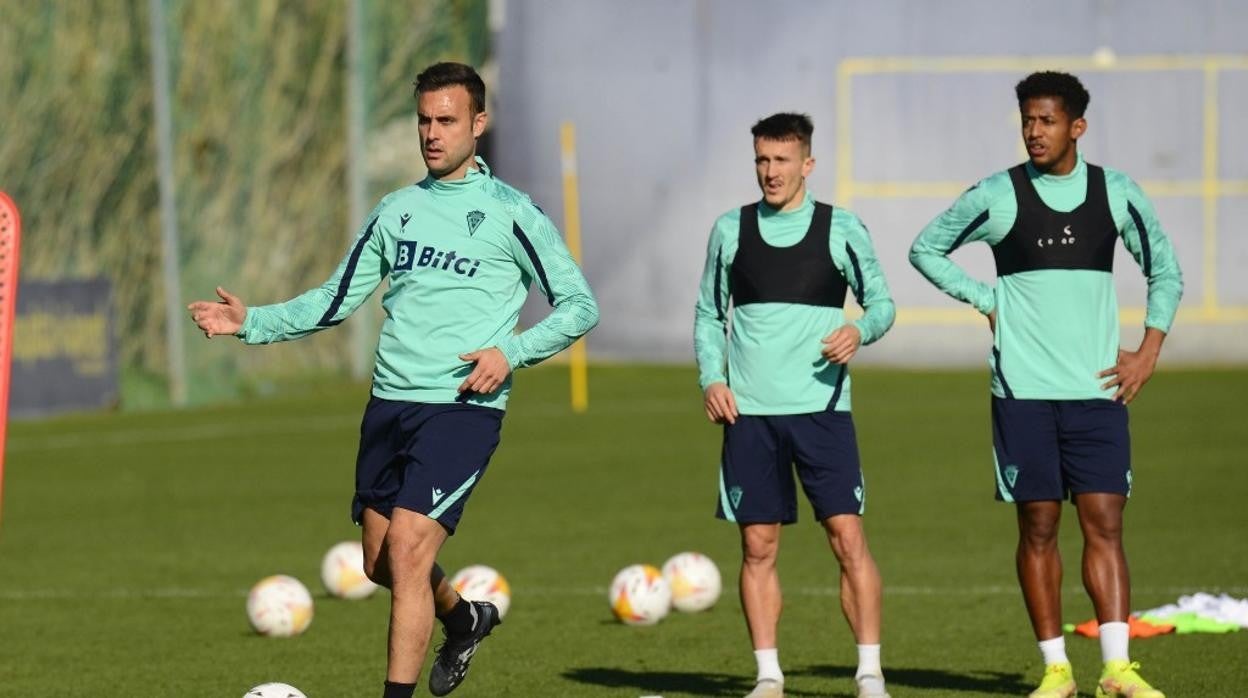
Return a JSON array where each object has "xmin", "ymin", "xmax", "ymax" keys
[
  {"xmin": 991, "ymin": 397, "xmax": 1131, "ymax": 503},
  {"xmin": 351, "ymin": 396, "xmax": 503, "ymax": 534},
  {"xmin": 716, "ymin": 409, "xmax": 865, "ymax": 525}
]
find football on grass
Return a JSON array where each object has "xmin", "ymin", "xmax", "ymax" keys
[
  {"xmin": 244, "ymin": 683, "xmax": 307, "ymax": 698},
  {"xmin": 450, "ymin": 564, "xmax": 512, "ymax": 619},
  {"xmin": 247, "ymin": 575, "xmax": 313, "ymax": 637},
  {"xmin": 321, "ymin": 540, "xmax": 379, "ymax": 600},
  {"xmin": 662, "ymin": 551, "xmax": 722, "ymax": 612},
  {"xmin": 609, "ymin": 564, "xmax": 671, "ymax": 625}
]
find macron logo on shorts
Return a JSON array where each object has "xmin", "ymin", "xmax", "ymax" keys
[{"xmin": 432, "ymin": 487, "xmax": 446, "ymax": 505}]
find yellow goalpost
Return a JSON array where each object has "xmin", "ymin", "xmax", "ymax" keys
[
  {"xmin": 836, "ymin": 53, "xmax": 1248, "ymax": 327},
  {"xmin": 559, "ymin": 121, "xmax": 590, "ymax": 413}
]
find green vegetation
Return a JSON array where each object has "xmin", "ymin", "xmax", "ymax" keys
[{"xmin": 0, "ymin": 0, "xmax": 487, "ymax": 405}]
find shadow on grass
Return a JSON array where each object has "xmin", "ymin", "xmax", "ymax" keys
[
  {"xmin": 793, "ymin": 663, "xmax": 1030, "ymax": 696},
  {"xmin": 562, "ymin": 667, "xmax": 824, "ymax": 697},
  {"xmin": 563, "ymin": 663, "xmax": 1028, "ymax": 697}
]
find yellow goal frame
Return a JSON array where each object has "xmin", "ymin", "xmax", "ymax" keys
[{"xmin": 835, "ymin": 54, "xmax": 1248, "ymax": 325}]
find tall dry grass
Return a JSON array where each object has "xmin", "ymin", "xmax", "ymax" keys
[{"xmin": 0, "ymin": 0, "xmax": 487, "ymax": 404}]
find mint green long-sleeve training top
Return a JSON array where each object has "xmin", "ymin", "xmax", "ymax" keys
[
  {"xmin": 909, "ymin": 153, "xmax": 1182, "ymax": 400},
  {"xmin": 238, "ymin": 158, "xmax": 599, "ymax": 409},
  {"xmin": 694, "ymin": 193, "xmax": 896, "ymax": 415}
]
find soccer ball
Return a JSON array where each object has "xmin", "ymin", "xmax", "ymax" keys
[
  {"xmin": 244, "ymin": 683, "xmax": 306, "ymax": 698},
  {"xmin": 609, "ymin": 564, "xmax": 671, "ymax": 626},
  {"xmin": 662, "ymin": 551, "xmax": 722, "ymax": 613},
  {"xmin": 320, "ymin": 540, "xmax": 379, "ymax": 600},
  {"xmin": 247, "ymin": 575, "xmax": 314, "ymax": 637},
  {"xmin": 449, "ymin": 564, "xmax": 511, "ymax": 619}
]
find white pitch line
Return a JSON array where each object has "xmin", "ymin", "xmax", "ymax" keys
[
  {"xmin": 0, "ymin": 588, "xmax": 244, "ymax": 600},
  {"xmin": 6, "ymin": 401, "xmax": 694, "ymax": 454},
  {"xmin": 5, "ymin": 415, "xmax": 360, "ymax": 453},
  {"xmin": 3, "ymin": 585, "xmax": 1245, "ymax": 601}
]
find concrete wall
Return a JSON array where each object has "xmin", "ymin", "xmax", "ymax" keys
[{"xmin": 494, "ymin": 0, "xmax": 1248, "ymax": 365}]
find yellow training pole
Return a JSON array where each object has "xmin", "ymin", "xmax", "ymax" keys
[{"xmin": 559, "ymin": 121, "xmax": 589, "ymax": 413}]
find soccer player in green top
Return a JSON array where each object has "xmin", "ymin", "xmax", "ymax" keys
[
  {"xmin": 694, "ymin": 113, "xmax": 896, "ymax": 698},
  {"xmin": 910, "ymin": 71, "xmax": 1182, "ymax": 698},
  {"xmin": 188, "ymin": 62, "xmax": 599, "ymax": 698}
]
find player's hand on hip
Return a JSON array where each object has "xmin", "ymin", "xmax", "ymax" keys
[
  {"xmin": 458, "ymin": 347, "xmax": 511, "ymax": 395},
  {"xmin": 820, "ymin": 324, "xmax": 862, "ymax": 364},
  {"xmin": 703, "ymin": 382, "xmax": 738, "ymax": 425},
  {"xmin": 1098, "ymin": 347, "xmax": 1158, "ymax": 404},
  {"xmin": 187, "ymin": 286, "xmax": 246, "ymax": 338}
]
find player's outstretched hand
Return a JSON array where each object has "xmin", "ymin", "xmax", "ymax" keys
[
  {"xmin": 1098, "ymin": 347, "xmax": 1158, "ymax": 404},
  {"xmin": 458, "ymin": 347, "xmax": 511, "ymax": 396},
  {"xmin": 187, "ymin": 286, "xmax": 247, "ymax": 338},
  {"xmin": 704, "ymin": 382, "xmax": 738, "ymax": 425},
  {"xmin": 821, "ymin": 324, "xmax": 862, "ymax": 364}
]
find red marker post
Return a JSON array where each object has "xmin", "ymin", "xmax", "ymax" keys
[{"xmin": 0, "ymin": 192, "xmax": 22, "ymax": 523}]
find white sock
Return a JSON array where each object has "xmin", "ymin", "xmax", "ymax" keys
[
  {"xmin": 1038, "ymin": 636, "xmax": 1069, "ymax": 666},
  {"xmin": 1099, "ymin": 621, "xmax": 1130, "ymax": 663},
  {"xmin": 855, "ymin": 644, "xmax": 882, "ymax": 679},
  {"xmin": 754, "ymin": 648, "xmax": 782, "ymax": 683}
]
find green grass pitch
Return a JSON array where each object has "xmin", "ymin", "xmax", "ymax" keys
[{"xmin": 1, "ymin": 366, "xmax": 1245, "ymax": 696}]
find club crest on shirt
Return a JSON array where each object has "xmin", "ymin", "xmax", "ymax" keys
[{"xmin": 466, "ymin": 210, "xmax": 486, "ymax": 236}]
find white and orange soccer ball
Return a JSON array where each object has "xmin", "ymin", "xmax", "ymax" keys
[
  {"xmin": 320, "ymin": 540, "xmax": 379, "ymax": 600},
  {"xmin": 609, "ymin": 564, "xmax": 672, "ymax": 626},
  {"xmin": 246, "ymin": 575, "xmax": 314, "ymax": 637},
  {"xmin": 244, "ymin": 683, "xmax": 307, "ymax": 698},
  {"xmin": 450, "ymin": 564, "xmax": 512, "ymax": 619},
  {"xmin": 662, "ymin": 551, "xmax": 722, "ymax": 613}
]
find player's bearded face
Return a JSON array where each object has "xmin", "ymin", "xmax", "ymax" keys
[
  {"xmin": 1020, "ymin": 96, "xmax": 1085, "ymax": 174},
  {"xmin": 754, "ymin": 137, "xmax": 814, "ymax": 211},
  {"xmin": 418, "ymin": 86, "xmax": 487, "ymax": 179}
]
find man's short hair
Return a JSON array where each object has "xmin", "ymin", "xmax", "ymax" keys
[
  {"xmin": 751, "ymin": 113, "xmax": 814, "ymax": 150},
  {"xmin": 414, "ymin": 62, "xmax": 486, "ymax": 115},
  {"xmin": 1015, "ymin": 71, "xmax": 1090, "ymax": 119}
]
